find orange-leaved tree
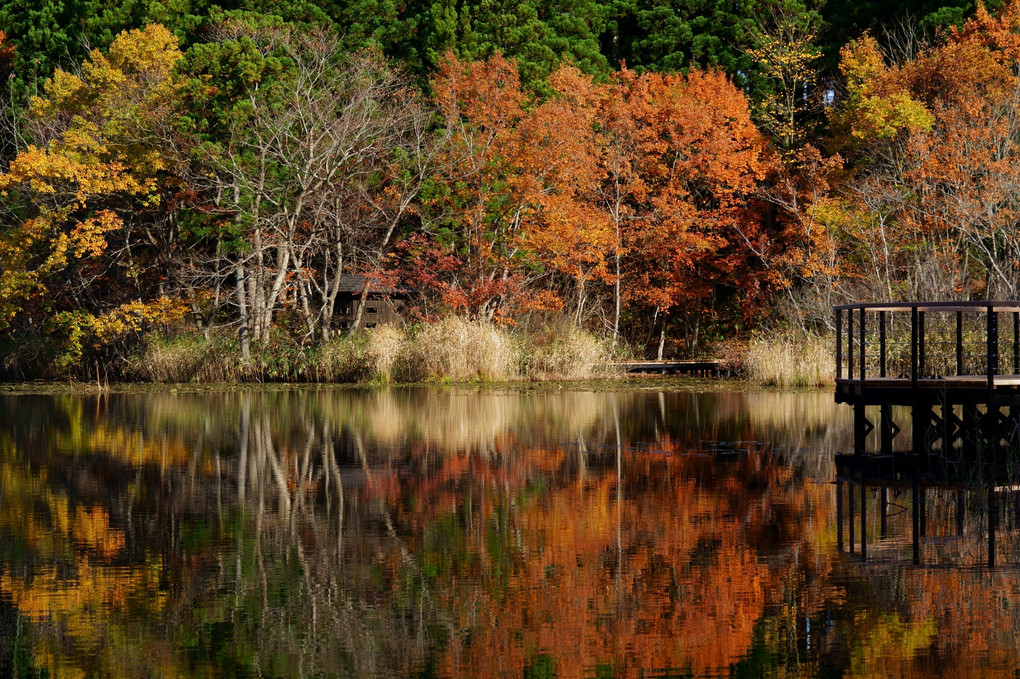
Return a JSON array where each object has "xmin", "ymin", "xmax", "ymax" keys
[
  {"xmin": 609, "ymin": 68, "xmax": 770, "ymax": 357},
  {"xmin": 428, "ymin": 52, "xmax": 544, "ymax": 322},
  {"xmin": 511, "ymin": 65, "xmax": 618, "ymax": 325}
]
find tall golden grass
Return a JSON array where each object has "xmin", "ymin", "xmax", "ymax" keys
[
  {"xmin": 401, "ymin": 316, "xmax": 518, "ymax": 381},
  {"xmin": 743, "ymin": 333, "xmax": 833, "ymax": 387},
  {"xmin": 128, "ymin": 335, "xmax": 243, "ymax": 383},
  {"xmin": 523, "ymin": 321, "xmax": 616, "ymax": 380},
  {"xmin": 129, "ymin": 317, "xmax": 616, "ymax": 384}
]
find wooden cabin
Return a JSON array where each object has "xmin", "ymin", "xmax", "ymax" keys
[{"xmin": 336, "ymin": 274, "xmax": 408, "ymax": 331}]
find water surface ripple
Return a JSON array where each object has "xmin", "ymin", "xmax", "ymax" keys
[{"xmin": 0, "ymin": 388, "xmax": 1014, "ymax": 677}]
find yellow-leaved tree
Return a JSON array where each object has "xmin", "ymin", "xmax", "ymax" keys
[{"xmin": 0, "ymin": 24, "xmax": 188, "ymax": 375}]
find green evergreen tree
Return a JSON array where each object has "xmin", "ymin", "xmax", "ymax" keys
[
  {"xmin": 600, "ymin": 0, "xmax": 759, "ymax": 80},
  {"xmin": 819, "ymin": 0, "xmax": 1004, "ymax": 67}
]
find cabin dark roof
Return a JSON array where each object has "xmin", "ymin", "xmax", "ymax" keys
[
  {"xmin": 336, "ymin": 274, "xmax": 409, "ymax": 296},
  {"xmin": 337, "ymin": 275, "xmax": 370, "ymax": 294}
]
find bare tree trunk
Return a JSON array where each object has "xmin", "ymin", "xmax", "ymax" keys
[
  {"xmin": 575, "ymin": 278, "xmax": 586, "ymax": 326},
  {"xmin": 612, "ymin": 254, "xmax": 622, "ymax": 350},
  {"xmin": 236, "ymin": 263, "xmax": 251, "ymax": 361}
]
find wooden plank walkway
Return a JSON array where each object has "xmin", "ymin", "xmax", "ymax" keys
[{"xmin": 608, "ymin": 360, "xmax": 729, "ymax": 377}]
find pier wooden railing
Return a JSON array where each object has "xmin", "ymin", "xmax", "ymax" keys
[{"xmin": 835, "ymin": 301, "xmax": 1020, "ymax": 395}]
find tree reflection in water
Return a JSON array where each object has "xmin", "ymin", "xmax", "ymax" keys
[{"xmin": 0, "ymin": 388, "xmax": 1016, "ymax": 677}]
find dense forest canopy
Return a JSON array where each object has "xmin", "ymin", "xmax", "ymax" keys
[{"xmin": 1, "ymin": 0, "xmax": 1019, "ymax": 378}]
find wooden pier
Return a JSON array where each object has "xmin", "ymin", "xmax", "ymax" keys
[
  {"xmin": 835, "ymin": 301, "xmax": 1020, "ymax": 458},
  {"xmin": 832, "ymin": 301, "xmax": 1020, "ymax": 565}
]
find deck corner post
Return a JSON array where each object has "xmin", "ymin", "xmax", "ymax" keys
[
  {"xmin": 836, "ymin": 309, "xmax": 843, "ymax": 381},
  {"xmin": 911, "ymin": 306, "xmax": 919, "ymax": 387}
]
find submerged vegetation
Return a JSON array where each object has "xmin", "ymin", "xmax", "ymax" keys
[{"xmin": 1, "ymin": 1, "xmax": 1019, "ymax": 382}]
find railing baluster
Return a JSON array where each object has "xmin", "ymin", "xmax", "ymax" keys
[
  {"xmin": 956, "ymin": 311, "xmax": 963, "ymax": 376},
  {"xmin": 879, "ymin": 311, "xmax": 886, "ymax": 378},
  {"xmin": 1013, "ymin": 312, "xmax": 1019, "ymax": 375},
  {"xmin": 911, "ymin": 307, "xmax": 918, "ymax": 387},
  {"xmin": 988, "ymin": 305, "xmax": 999, "ymax": 390},
  {"xmin": 859, "ymin": 307, "xmax": 866, "ymax": 382},
  {"xmin": 848, "ymin": 308, "xmax": 855, "ymax": 381},
  {"xmin": 918, "ymin": 310, "xmax": 926, "ymax": 378}
]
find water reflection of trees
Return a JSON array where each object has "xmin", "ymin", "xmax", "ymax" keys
[{"xmin": 0, "ymin": 388, "xmax": 1016, "ymax": 677}]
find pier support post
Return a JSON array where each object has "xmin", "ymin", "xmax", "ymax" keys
[
  {"xmin": 880, "ymin": 401, "xmax": 896, "ymax": 454},
  {"xmin": 854, "ymin": 401, "xmax": 872, "ymax": 455}
]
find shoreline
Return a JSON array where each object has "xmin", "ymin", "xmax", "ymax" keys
[{"xmin": 0, "ymin": 375, "xmax": 828, "ymax": 396}]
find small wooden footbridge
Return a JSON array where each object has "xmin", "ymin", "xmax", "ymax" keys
[
  {"xmin": 613, "ymin": 360, "xmax": 730, "ymax": 377},
  {"xmin": 834, "ymin": 300, "xmax": 1020, "ymax": 565}
]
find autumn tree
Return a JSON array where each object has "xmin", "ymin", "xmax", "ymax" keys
[
  {"xmin": 779, "ymin": 1, "xmax": 1020, "ymax": 313},
  {"xmin": 0, "ymin": 30, "xmax": 15, "ymax": 161},
  {"xmin": 427, "ymin": 53, "xmax": 538, "ymax": 321},
  {"xmin": 512, "ymin": 65, "xmax": 618, "ymax": 324},
  {"xmin": 0, "ymin": 24, "xmax": 189, "ymax": 375},
  {"xmin": 744, "ymin": 0, "xmax": 825, "ymax": 151},
  {"xmin": 609, "ymin": 68, "xmax": 769, "ymax": 357}
]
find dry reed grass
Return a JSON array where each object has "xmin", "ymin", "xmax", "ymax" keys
[
  {"xmin": 401, "ymin": 317, "xmax": 519, "ymax": 382},
  {"xmin": 308, "ymin": 334, "xmax": 371, "ymax": 383},
  {"xmin": 364, "ymin": 325, "xmax": 403, "ymax": 381},
  {"xmin": 130, "ymin": 317, "xmax": 614, "ymax": 383},
  {"xmin": 130, "ymin": 335, "xmax": 242, "ymax": 383},
  {"xmin": 523, "ymin": 323, "xmax": 615, "ymax": 379},
  {"xmin": 744, "ymin": 333, "xmax": 833, "ymax": 387}
]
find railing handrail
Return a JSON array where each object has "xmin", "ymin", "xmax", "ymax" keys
[
  {"xmin": 834, "ymin": 301, "xmax": 1020, "ymax": 389},
  {"xmin": 834, "ymin": 300, "xmax": 1020, "ymax": 312}
]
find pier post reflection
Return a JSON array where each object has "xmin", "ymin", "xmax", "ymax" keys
[
  {"xmin": 836, "ymin": 479, "xmax": 844, "ymax": 553},
  {"xmin": 836, "ymin": 452, "xmax": 1020, "ymax": 568},
  {"xmin": 848, "ymin": 478, "xmax": 855, "ymax": 554},
  {"xmin": 860, "ymin": 478, "xmax": 867, "ymax": 560},
  {"xmin": 918, "ymin": 475, "xmax": 926, "ymax": 566}
]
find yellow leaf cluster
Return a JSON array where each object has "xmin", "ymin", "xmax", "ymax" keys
[
  {"xmin": 88, "ymin": 297, "xmax": 190, "ymax": 342},
  {"xmin": 832, "ymin": 36, "xmax": 935, "ymax": 142}
]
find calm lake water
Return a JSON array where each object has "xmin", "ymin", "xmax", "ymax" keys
[{"xmin": 0, "ymin": 387, "xmax": 1018, "ymax": 677}]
